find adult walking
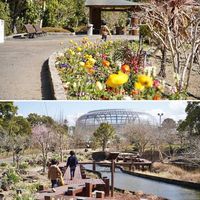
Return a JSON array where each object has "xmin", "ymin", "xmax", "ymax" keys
[
  {"xmin": 48, "ymin": 159, "xmax": 63, "ymax": 188},
  {"xmin": 66, "ymin": 151, "xmax": 78, "ymax": 180}
]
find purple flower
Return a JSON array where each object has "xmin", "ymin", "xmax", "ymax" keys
[{"xmin": 60, "ymin": 63, "xmax": 69, "ymax": 68}]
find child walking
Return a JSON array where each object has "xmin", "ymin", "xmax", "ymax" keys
[
  {"xmin": 100, "ymin": 20, "xmax": 111, "ymax": 41},
  {"xmin": 66, "ymin": 151, "xmax": 78, "ymax": 180}
]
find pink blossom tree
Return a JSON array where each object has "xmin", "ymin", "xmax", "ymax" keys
[{"xmin": 32, "ymin": 124, "xmax": 56, "ymax": 172}]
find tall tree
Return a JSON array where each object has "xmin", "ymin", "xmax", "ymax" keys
[
  {"xmin": 93, "ymin": 123, "xmax": 115, "ymax": 152},
  {"xmin": 178, "ymin": 102, "xmax": 200, "ymax": 135},
  {"xmin": 178, "ymin": 102, "xmax": 200, "ymax": 163}
]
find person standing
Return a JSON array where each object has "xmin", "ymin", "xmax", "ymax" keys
[
  {"xmin": 66, "ymin": 151, "xmax": 78, "ymax": 180},
  {"xmin": 100, "ymin": 20, "xmax": 111, "ymax": 42},
  {"xmin": 48, "ymin": 159, "xmax": 63, "ymax": 188}
]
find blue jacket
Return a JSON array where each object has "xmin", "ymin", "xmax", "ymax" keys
[{"xmin": 66, "ymin": 155, "xmax": 78, "ymax": 168}]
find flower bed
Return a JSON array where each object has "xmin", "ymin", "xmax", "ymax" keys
[{"xmin": 55, "ymin": 38, "xmax": 182, "ymax": 100}]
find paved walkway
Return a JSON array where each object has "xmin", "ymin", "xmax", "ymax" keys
[{"xmin": 0, "ymin": 34, "xmax": 137, "ymax": 100}]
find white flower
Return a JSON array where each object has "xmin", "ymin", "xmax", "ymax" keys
[
  {"xmin": 57, "ymin": 52, "xmax": 64, "ymax": 57},
  {"xmin": 123, "ymin": 96, "xmax": 133, "ymax": 100},
  {"xmin": 115, "ymin": 61, "xmax": 122, "ymax": 67}
]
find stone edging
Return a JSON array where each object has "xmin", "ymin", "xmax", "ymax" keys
[
  {"xmin": 48, "ymin": 51, "xmax": 66, "ymax": 100},
  {"xmin": 122, "ymin": 169, "xmax": 200, "ymax": 190}
]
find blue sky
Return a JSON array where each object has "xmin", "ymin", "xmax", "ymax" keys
[{"xmin": 14, "ymin": 101, "xmax": 188, "ymax": 125}]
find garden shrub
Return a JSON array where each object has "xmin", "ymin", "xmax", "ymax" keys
[
  {"xmin": 6, "ymin": 168, "xmax": 21, "ymax": 184},
  {"xmin": 139, "ymin": 24, "xmax": 152, "ymax": 43},
  {"xmin": 0, "ymin": 162, "xmax": 8, "ymax": 167},
  {"xmin": 19, "ymin": 162, "xmax": 29, "ymax": 170},
  {"xmin": 0, "ymin": 2, "xmax": 12, "ymax": 35}
]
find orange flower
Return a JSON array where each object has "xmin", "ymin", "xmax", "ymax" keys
[
  {"xmin": 153, "ymin": 94, "xmax": 161, "ymax": 100},
  {"xmin": 121, "ymin": 64, "xmax": 130, "ymax": 73},
  {"xmin": 102, "ymin": 60, "xmax": 110, "ymax": 67},
  {"xmin": 131, "ymin": 90, "xmax": 139, "ymax": 95},
  {"xmin": 88, "ymin": 68, "xmax": 95, "ymax": 74}
]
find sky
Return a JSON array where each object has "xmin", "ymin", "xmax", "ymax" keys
[{"xmin": 13, "ymin": 101, "xmax": 188, "ymax": 126}]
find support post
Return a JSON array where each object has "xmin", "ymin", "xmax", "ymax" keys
[
  {"xmin": 111, "ymin": 159, "xmax": 115, "ymax": 197},
  {"xmin": 0, "ymin": 19, "xmax": 4, "ymax": 44},
  {"xmin": 85, "ymin": 182, "xmax": 92, "ymax": 197},
  {"xmin": 103, "ymin": 177, "xmax": 110, "ymax": 196},
  {"xmin": 93, "ymin": 160, "xmax": 96, "ymax": 171}
]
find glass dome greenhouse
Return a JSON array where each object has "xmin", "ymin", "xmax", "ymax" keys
[{"xmin": 75, "ymin": 109, "xmax": 157, "ymax": 137}]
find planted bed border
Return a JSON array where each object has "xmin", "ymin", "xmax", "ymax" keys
[{"xmin": 48, "ymin": 51, "xmax": 66, "ymax": 100}]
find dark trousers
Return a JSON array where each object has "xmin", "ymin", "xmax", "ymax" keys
[
  {"xmin": 102, "ymin": 35, "xmax": 107, "ymax": 41},
  {"xmin": 51, "ymin": 179, "xmax": 58, "ymax": 188},
  {"xmin": 70, "ymin": 167, "xmax": 76, "ymax": 179}
]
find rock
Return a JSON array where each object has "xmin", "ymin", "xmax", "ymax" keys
[
  {"xmin": 1, "ymin": 184, "xmax": 9, "ymax": 191},
  {"xmin": 0, "ymin": 193, "xmax": 5, "ymax": 200}
]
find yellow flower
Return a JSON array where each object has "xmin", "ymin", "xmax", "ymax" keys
[
  {"xmin": 68, "ymin": 49, "xmax": 75, "ymax": 56},
  {"xmin": 96, "ymin": 81, "xmax": 103, "ymax": 91},
  {"xmin": 77, "ymin": 47, "xmax": 82, "ymax": 52},
  {"xmin": 85, "ymin": 61, "xmax": 93, "ymax": 68},
  {"xmin": 88, "ymin": 58, "xmax": 96, "ymax": 65},
  {"xmin": 138, "ymin": 74, "xmax": 153, "ymax": 88},
  {"xmin": 134, "ymin": 82, "xmax": 145, "ymax": 91},
  {"xmin": 84, "ymin": 54, "xmax": 93, "ymax": 59},
  {"xmin": 79, "ymin": 62, "xmax": 85, "ymax": 67},
  {"xmin": 106, "ymin": 71, "xmax": 129, "ymax": 88}
]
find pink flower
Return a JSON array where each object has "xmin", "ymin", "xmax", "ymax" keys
[
  {"xmin": 102, "ymin": 54, "xmax": 107, "ymax": 60},
  {"xmin": 153, "ymin": 80, "xmax": 160, "ymax": 88}
]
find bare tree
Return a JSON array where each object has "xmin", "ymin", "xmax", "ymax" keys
[
  {"xmin": 142, "ymin": 0, "xmax": 200, "ymax": 94},
  {"xmin": 123, "ymin": 122, "xmax": 156, "ymax": 155}
]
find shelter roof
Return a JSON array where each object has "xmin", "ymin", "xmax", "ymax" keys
[{"xmin": 85, "ymin": 0, "xmax": 145, "ymax": 7}]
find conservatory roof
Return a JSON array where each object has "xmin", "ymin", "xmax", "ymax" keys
[{"xmin": 85, "ymin": 0, "xmax": 145, "ymax": 7}]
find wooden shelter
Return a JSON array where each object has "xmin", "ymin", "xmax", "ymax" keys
[{"xmin": 85, "ymin": 0, "xmax": 145, "ymax": 31}]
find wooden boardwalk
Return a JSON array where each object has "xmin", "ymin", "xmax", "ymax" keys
[{"xmin": 36, "ymin": 165, "xmax": 106, "ymax": 200}]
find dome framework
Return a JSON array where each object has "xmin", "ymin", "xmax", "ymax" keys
[{"xmin": 75, "ymin": 109, "xmax": 157, "ymax": 137}]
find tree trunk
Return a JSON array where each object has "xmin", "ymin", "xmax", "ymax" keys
[
  {"xmin": 12, "ymin": 151, "xmax": 16, "ymax": 165},
  {"xmin": 102, "ymin": 141, "xmax": 106, "ymax": 152},
  {"xmin": 158, "ymin": 46, "xmax": 167, "ymax": 78}
]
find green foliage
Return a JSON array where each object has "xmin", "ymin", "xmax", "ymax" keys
[
  {"xmin": 24, "ymin": 1, "xmax": 42, "ymax": 24},
  {"xmin": 178, "ymin": 102, "xmax": 200, "ymax": 135},
  {"xmin": 27, "ymin": 113, "xmax": 54, "ymax": 127},
  {"xmin": 139, "ymin": 24, "xmax": 151, "ymax": 40},
  {"xmin": 0, "ymin": 162, "xmax": 8, "ymax": 167},
  {"xmin": 3, "ymin": 0, "xmax": 87, "ymax": 34},
  {"xmin": 43, "ymin": 0, "xmax": 77, "ymax": 28},
  {"xmin": 0, "ymin": 2, "xmax": 12, "ymax": 35},
  {"xmin": 3, "ymin": 168, "xmax": 21, "ymax": 184},
  {"xmin": 0, "ymin": 102, "xmax": 17, "ymax": 121},
  {"xmin": 93, "ymin": 123, "xmax": 116, "ymax": 151},
  {"xmin": 19, "ymin": 162, "xmax": 29, "ymax": 169}
]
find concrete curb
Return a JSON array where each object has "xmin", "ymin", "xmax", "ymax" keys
[
  {"xmin": 122, "ymin": 170, "xmax": 200, "ymax": 190},
  {"xmin": 48, "ymin": 51, "xmax": 66, "ymax": 100}
]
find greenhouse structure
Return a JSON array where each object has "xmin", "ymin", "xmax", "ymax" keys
[{"xmin": 75, "ymin": 109, "xmax": 157, "ymax": 138}]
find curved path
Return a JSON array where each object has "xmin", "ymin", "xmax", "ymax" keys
[{"xmin": 0, "ymin": 34, "xmax": 136, "ymax": 100}]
